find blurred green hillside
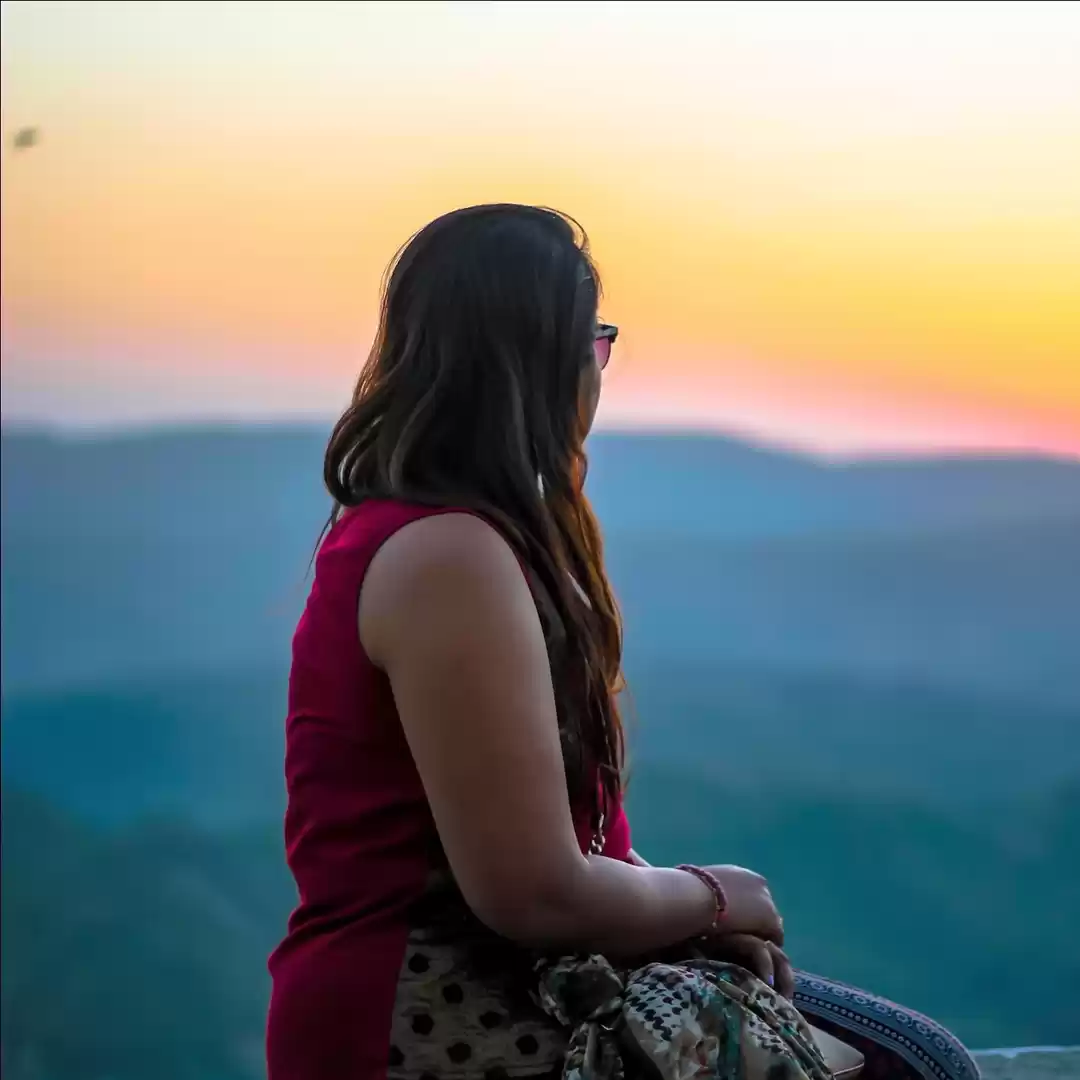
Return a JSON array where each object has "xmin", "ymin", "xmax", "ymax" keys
[{"xmin": 3, "ymin": 427, "xmax": 1079, "ymax": 1077}]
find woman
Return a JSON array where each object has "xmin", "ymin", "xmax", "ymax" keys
[{"xmin": 267, "ymin": 205, "xmax": 978, "ymax": 1080}]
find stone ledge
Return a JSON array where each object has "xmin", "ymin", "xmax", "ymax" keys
[{"xmin": 975, "ymin": 1049, "xmax": 1080, "ymax": 1080}]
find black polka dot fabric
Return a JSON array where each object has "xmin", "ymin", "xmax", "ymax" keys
[
  {"xmin": 408, "ymin": 952, "xmax": 432, "ymax": 974},
  {"xmin": 386, "ymin": 929, "xmax": 566, "ymax": 1078},
  {"xmin": 411, "ymin": 1014, "xmax": 435, "ymax": 1037},
  {"xmin": 446, "ymin": 1042, "xmax": 473, "ymax": 1064},
  {"xmin": 515, "ymin": 1035, "xmax": 539, "ymax": 1056}
]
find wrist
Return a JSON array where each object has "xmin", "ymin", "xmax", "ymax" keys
[{"xmin": 676, "ymin": 864, "xmax": 728, "ymax": 933}]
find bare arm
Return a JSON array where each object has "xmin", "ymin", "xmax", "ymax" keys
[{"xmin": 360, "ymin": 513, "xmax": 717, "ymax": 954}]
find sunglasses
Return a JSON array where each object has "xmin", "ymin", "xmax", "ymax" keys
[{"xmin": 595, "ymin": 323, "xmax": 619, "ymax": 370}]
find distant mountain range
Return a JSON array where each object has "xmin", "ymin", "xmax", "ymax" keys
[
  {"xmin": 4, "ymin": 426, "xmax": 1079, "ymax": 703},
  {"xmin": 4, "ymin": 658, "xmax": 1078, "ymax": 832},
  {"xmin": 3, "ymin": 424, "xmax": 1080, "ymax": 1063},
  {"xmin": 586, "ymin": 432, "xmax": 1080, "ymax": 536},
  {"xmin": 4, "ymin": 424, "xmax": 1079, "ymax": 818}
]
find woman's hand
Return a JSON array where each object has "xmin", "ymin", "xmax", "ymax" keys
[
  {"xmin": 699, "ymin": 932, "xmax": 795, "ymax": 999},
  {"xmin": 702, "ymin": 864, "xmax": 784, "ymax": 945}
]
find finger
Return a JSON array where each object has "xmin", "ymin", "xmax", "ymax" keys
[
  {"xmin": 763, "ymin": 888, "xmax": 784, "ymax": 948},
  {"xmin": 740, "ymin": 935, "xmax": 775, "ymax": 989},
  {"xmin": 743, "ymin": 882, "xmax": 783, "ymax": 947},
  {"xmin": 706, "ymin": 932, "xmax": 772, "ymax": 986},
  {"xmin": 768, "ymin": 942, "xmax": 795, "ymax": 1000},
  {"xmin": 754, "ymin": 907, "xmax": 784, "ymax": 948}
]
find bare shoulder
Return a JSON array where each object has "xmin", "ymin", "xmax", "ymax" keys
[
  {"xmin": 364, "ymin": 511, "xmax": 523, "ymax": 609},
  {"xmin": 359, "ymin": 511, "xmax": 534, "ymax": 665}
]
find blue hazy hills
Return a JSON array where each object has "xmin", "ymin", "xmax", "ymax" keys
[
  {"xmin": 2, "ymin": 426, "xmax": 1079, "ymax": 1074},
  {"xmin": 4, "ymin": 427, "xmax": 1079, "ymax": 704}
]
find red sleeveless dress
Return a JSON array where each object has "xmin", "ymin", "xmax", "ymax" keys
[{"xmin": 266, "ymin": 500, "xmax": 632, "ymax": 1080}]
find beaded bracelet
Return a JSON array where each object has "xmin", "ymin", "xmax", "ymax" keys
[{"xmin": 676, "ymin": 864, "xmax": 728, "ymax": 932}]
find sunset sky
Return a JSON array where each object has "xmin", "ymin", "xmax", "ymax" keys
[{"xmin": 2, "ymin": 0, "xmax": 1079, "ymax": 456}]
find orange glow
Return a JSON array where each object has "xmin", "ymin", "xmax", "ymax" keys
[{"xmin": 3, "ymin": 1, "xmax": 1079, "ymax": 454}]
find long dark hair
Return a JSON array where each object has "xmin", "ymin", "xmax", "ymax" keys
[{"xmin": 324, "ymin": 204, "xmax": 624, "ymax": 824}]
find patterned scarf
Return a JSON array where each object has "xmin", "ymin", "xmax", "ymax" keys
[{"xmin": 535, "ymin": 954, "xmax": 833, "ymax": 1080}]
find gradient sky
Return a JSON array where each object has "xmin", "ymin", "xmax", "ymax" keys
[{"xmin": 2, "ymin": 0, "xmax": 1079, "ymax": 456}]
